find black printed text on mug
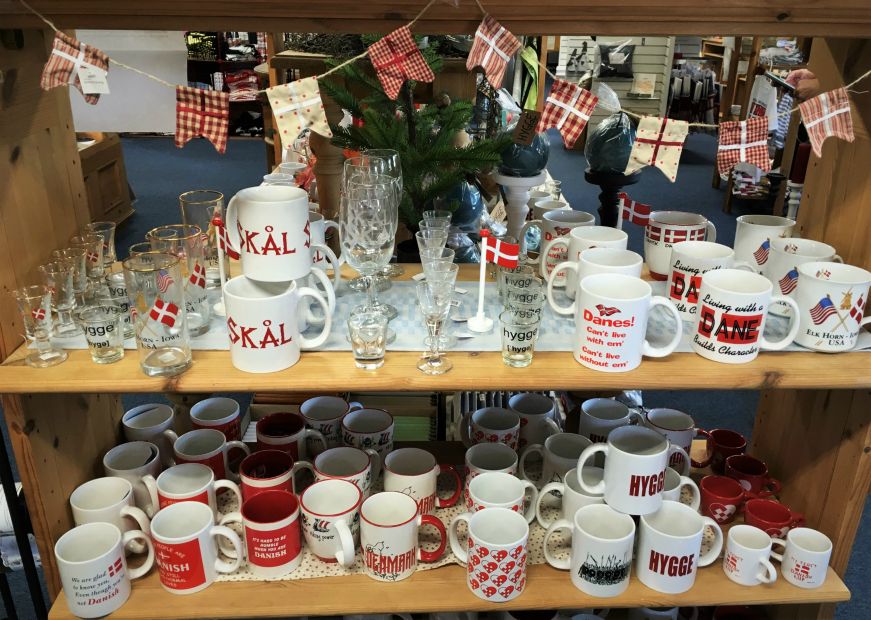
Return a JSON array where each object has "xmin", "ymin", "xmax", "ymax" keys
[{"xmin": 694, "ymin": 296, "xmax": 763, "ymax": 357}]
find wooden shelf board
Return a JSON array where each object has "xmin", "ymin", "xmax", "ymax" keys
[{"xmin": 47, "ymin": 564, "xmax": 849, "ymax": 619}]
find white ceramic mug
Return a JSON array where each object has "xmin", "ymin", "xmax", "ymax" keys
[
  {"xmin": 642, "ymin": 408, "xmax": 710, "ymax": 471},
  {"xmin": 225, "ymin": 185, "xmax": 313, "ymax": 281},
  {"xmin": 295, "ymin": 445, "xmax": 381, "ymax": 498},
  {"xmin": 361, "ymin": 491, "xmax": 447, "ymax": 581},
  {"xmin": 544, "ymin": 503, "xmax": 636, "ymax": 597},
  {"xmin": 573, "ymin": 274, "xmax": 682, "ymax": 373},
  {"xmin": 520, "ymin": 209, "xmax": 595, "ymax": 273},
  {"xmin": 692, "ymin": 269, "xmax": 800, "ymax": 363},
  {"xmin": 55, "ymin": 522, "xmax": 153, "ymax": 618},
  {"xmin": 532, "ymin": 198, "xmax": 568, "ymax": 221},
  {"xmin": 508, "ymin": 392, "xmax": 561, "ymax": 450},
  {"xmin": 635, "ymin": 500, "xmax": 724, "ymax": 594},
  {"xmin": 102, "ymin": 441, "xmax": 162, "ymax": 517},
  {"xmin": 150, "ymin": 500, "xmax": 242, "ymax": 594},
  {"xmin": 172, "ymin": 428, "xmax": 250, "ymax": 482},
  {"xmin": 238, "ymin": 450, "xmax": 297, "ymax": 499},
  {"xmin": 70, "ymin": 477, "xmax": 151, "ymax": 539},
  {"xmin": 342, "ymin": 408, "xmax": 395, "ymax": 460},
  {"xmin": 549, "ymin": 248, "xmax": 643, "ymax": 310},
  {"xmin": 309, "ymin": 210, "xmax": 343, "ymax": 266},
  {"xmin": 578, "ymin": 398, "xmax": 641, "ymax": 444},
  {"xmin": 294, "ymin": 266, "xmax": 338, "ymax": 334},
  {"xmin": 764, "ymin": 238, "xmax": 842, "ymax": 317},
  {"xmin": 143, "ymin": 462, "xmax": 242, "ymax": 520},
  {"xmin": 466, "ymin": 472, "xmax": 538, "ymax": 523},
  {"xmin": 733, "ymin": 214, "xmax": 795, "ymax": 273},
  {"xmin": 662, "ymin": 467, "xmax": 700, "ymax": 510},
  {"xmin": 771, "ymin": 527, "xmax": 832, "ymax": 589},
  {"xmin": 519, "ymin": 432, "xmax": 592, "ymax": 488},
  {"xmin": 536, "ymin": 467, "xmax": 604, "ymax": 528},
  {"xmin": 384, "ymin": 447, "xmax": 461, "ymax": 515},
  {"xmin": 122, "ymin": 403, "xmax": 178, "ymax": 467},
  {"xmin": 645, "ymin": 211, "xmax": 717, "ymax": 280},
  {"xmin": 224, "ymin": 276, "xmax": 331, "ymax": 374},
  {"xmin": 189, "ymin": 397, "xmax": 241, "ymax": 442},
  {"xmin": 460, "ymin": 407, "xmax": 522, "ymax": 451},
  {"xmin": 300, "ymin": 396, "xmax": 363, "ymax": 449},
  {"xmin": 464, "ymin": 443, "xmax": 518, "ymax": 499},
  {"xmin": 794, "ymin": 261, "xmax": 871, "ymax": 352},
  {"xmin": 666, "ymin": 241, "xmax": 753, "ymax": 320},
  {"xmin": 543, "ymin": 226, "xmax": 628, "ymax": 289},
  {"xmin": 299, "ymin": 478, "xmax": 362, "ymax": 566},
  {"xmin": 723, "ymin": 524, "xmax": 778, "ymax": 586},
  {"xmin": 577, "ymin": 426, "xmax": 689, "ymax": 515},
  {"xmin": 449, "ymin": 508, "xmax": 529, "ymax": 602}
]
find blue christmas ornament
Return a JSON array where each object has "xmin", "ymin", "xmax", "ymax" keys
[{"xmin": 499, "ymin": 132, "xmax": 550, "ymax": 177}]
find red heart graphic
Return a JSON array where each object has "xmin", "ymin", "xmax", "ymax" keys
[
  {"xmin": 483, "ymin": 586, "xmax": 497, "ymax": 598},
  {"xmin": 503, "ymin": 560, "xmax": 516, "ymax": 573},
  {"xmin": 518, "ymin": 553, "xmax": 527, "ymax": 566},
  {"xmin": 475, "ymin": 505, "xmax": 484, "ymax": 511},
  {"xmin": 477, "ymin": 547, "xmax": 490, "ymax": 558},
  {"xmin": 470, "ymin": 555, "xmax": 481, "ymax": 567},
  {"xmin": 709, "ymin": 502, "xmax": 737, "ymax": 523},
  {"xmin": 509, "ymin": 570, "xmax": 521, "ymax": 583},
  {"xmin": 483, "ymin": 561, "xmax": 498, "ymax": 573},
  {"xmin": 476, "ymin": 570, "xmax": 489, "ymax": 583},
  {"xmin": 500, "ymin": 585, "xmax": 514, "ymax": 598},
  {"xmin": 493, "ymin": 550, "xmax": 508, "ymax": 562},
  {"xmin": 470, "ymin": 578, "xmax": 480, "ymax": 590},
  {"xmin": 520, "ymin": 418, "xmax": 528, "ymax": 427},
  {"xmin": 518, "ymin": 577, "xmax": 526, "ymax": 591},
  {"xmin": 466, "ymin": 496, "xmax": 474, "ymax": 509},
  {"xmin": 510, "ymin": 545, "xmax": 524, "ymax": 559},
  {"xmin": 468, "ymin": 538, "xmax": 475, "ymax": 549},
  {"xmin": 493, "ymin": 574, "xmax": 507, "ymax": 586}
]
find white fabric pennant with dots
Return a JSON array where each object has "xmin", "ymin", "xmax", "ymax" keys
[{"xmin": 267, "ymin": 76, "xmax": 333, "ymax": 142}]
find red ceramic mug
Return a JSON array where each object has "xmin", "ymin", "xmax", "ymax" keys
[
  {"xmin": 724, "ymin": 454, "xmax": 782, "ymax": 498},
  {"xmin": 694, "ymin": 428, "xmax": 747, "ymax": 474},
  {"xmin": 699, "ymin": 475, "xmax": 756, "ymax": 524},
  {"xmin": 189, "ymin": 397, "xmax": 241, "ymax": 441},
  {"xmin": 743, "ymin": 498, "xmax": 805, "ymax": 538},
  {"xmin": 239, "ymin": 450, "xmax": 306, "ymax": 500},
  {"xmin": 256, "ymin": 412, "xmax": 327, "ymax": 460}
]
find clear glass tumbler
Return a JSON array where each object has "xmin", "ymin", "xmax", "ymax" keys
[
  {"xmin": 104, "ymin": 271, "xmax": 135, "ymax": 339},
  {"xmin": 52, "ymin": 248, "xmax": 88, "ymax": 306},
  {"xmin": 122, "ymin": 252, "xmax": 192, "ymax": 377},
  {"xmin": 80, "ymin": 305, "xmax": 125, "ymax": 364},
  {"xmin": 69, "ymin": 233, "xmax": 106, "ymax": 298},
  {"xmin": 38, "ymin": 261, "xmax": 79, "ymax": 337},
  {"xmin": 12, "ymin": 285, "xmax": 67, "ymax": 367},
  {"xmin": 500, "ymin": 310, "xmax": 541, "ymax": 368},
  {"xmin": 348, "ymin": 308, "xmax": 388, "ymax": 370},
  {"xmin": 179, "ymin": 190, "xmax": 225, "ymax": 289},
  {"xmin": 84, "ymin": 221, "xmax": 118, "ymax": 265}
]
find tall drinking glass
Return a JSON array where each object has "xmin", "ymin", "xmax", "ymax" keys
[
  {"xmin": 364, "ymin": 149, "xmax": 404, "ymax": 278},
  {"xmin": 39, "ymin": 261, "xmax": 79, "ymax": 337},
  {"xmin": 69, "ymin": 233, "xmax": 105, "ymax": 298},
  {"xmin": 84, "ymin": 221, "xmax": 117, "ymax": 265},
  {"xmin": 179, "ymin": 190, "xmax": 225, "ymax": 289},
  {"xmin": 52, "ymin": 248, "xmax": 88, "ymax": 306},
  {"xmin": 416, "ymin": 280, "xmax": 454, "ymax": 375},
  {"xmin": 122, "ymin": 252, "xmax": 192, "ymax": 377},
  {"xmin": 12, "ymin": 285, "xmax": 67, "ymax": 367}
]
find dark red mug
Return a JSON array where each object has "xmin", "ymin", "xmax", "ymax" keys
[
  {"xmin": 743, "ymin": 498, "xmax": 805, "ymax": 538},
  {"xmin": 724, "ymin": 454, "xmax": 782, "ymax": 498},
  {"xmin": 699, "ymin": 475, "xmax": 756, "ymax": 524},
  {"xmin": 239, "ymin": 449, "xmax": 302, "ymax": 500},
  {"xmin": 695, "ymin": 428, "xmax": 747, "ymax": 474},
  {"xmin": 256, "ymin": 412, "xmax": 327, "ymax": 460}
]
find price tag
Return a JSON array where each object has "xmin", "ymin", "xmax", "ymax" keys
[
  {"xmin": 512, "ymin": 110, "xmax": 541, "ymax": 146},
  {"xmin": 490, "ymin": 200, "xmax": 507, "ymax": 224},
  {"xmin": 77, "ymin": 65, "xmax": 110, "ymax": 95},
  {"xmin": 609, "ymin": 51, "xmax": 627, "ymax": 65}
]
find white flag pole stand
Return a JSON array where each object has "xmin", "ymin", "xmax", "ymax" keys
[
  {"xmin": 212, "ymin": 216, "xmax": 227, "ymax": 317},
  {"xmin": 466, "ymin": 237, "xmax": 494, "ymax": 333}
]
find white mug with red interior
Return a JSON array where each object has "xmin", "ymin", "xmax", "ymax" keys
[
  {"xmin": 644, "ymin": 211, "xmax": 716, "ymax": 280},
  {"xmin": 466, "ymin": 472, "xmax": 539, "ymax": 523},
  {"xmin": 189, "ymin": 397, "xmax": 241, "ymax": 441},
  {"xmin": 172, "ymin": 428, "xmax": 250, "ymax": 481},
  {"xmin": 299, "ymin": 478, "xmax": 362, "ymax": 567},
  {"xmin": 383, "ymin": 447, "xmax": 461, "ymax": 515},
  {"xmin": 300, "ymin": 396, "xmax": 363, "ymax": 449},
  {"xmin": 143, "ymin": 462, "xmax": 242, "ymax": 520}
]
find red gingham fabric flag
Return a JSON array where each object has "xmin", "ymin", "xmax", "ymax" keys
[
  {"xmin": 368, "ymin": 26, "xmax": 434, "ymax": 100},
  {"xmin": 624, "ymin": 117, "xmax": 689, "ymax": 182},
  {"xmin": 466, "ymin": 16, "xmax": 521, "ymax": 88},
  {"xmin": 40, "ymin": 32, "xmax": 110, "ymax": 105},
  {"xmin": 267, "ymin": 76, "xmax": 333, "ymax": 141},
  {"xmin": 536, "ymin": 80, "xmax": 599, "ymax": 149},
  {"xmin": 716, "ymin": 117, "xmax": 770, "ymax": 176},
  {"xmin": 175, "ymin": 86, "xmax": 230, "ymax": 154},
  {"xmin": 799, "ymin": 87, "xmax": 854, "ymax": 157}
]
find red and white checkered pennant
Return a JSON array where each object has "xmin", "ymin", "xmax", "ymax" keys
[
  {"xmin": 716, "ymin": 117, "xmax": 770, "ymax": 176},
  {"xmin": 799, "ymin": 87, "xmax": 854, "ymax": 158},
  {"xmin": 267, "ymin": 76, "xmax": 333, "ymax": 142},
  {"xmin": 188, "ymin": 263, "xmax": 207, "ymax": 289},
  {"xmin": 624, "ymin": 117, "xmax": 689, "ymax": 182},
  {"xmin": 41, "ymin": 32, "xmax": 110, "ymax": 105},
  {"xmin": 466, "ymin": 16, "xmax": 520, "ymax": 88},
  {"xmin": 618, "ymin": 193, "xmax": 652, "ymax": 226},
  {"xmin": 148, "ymin": 298, "xmax": 180, "ymax": 328},
  {"xmin": 175, "ymin": 86, "xmax": 230, "ymax": 154},
  {"xmin": 368, "ymin": 26, "xmax": 434, "ymax": 100},
  {"xmin": 536, "ymin": 80, "xmax": 599, "ymax": 149}
]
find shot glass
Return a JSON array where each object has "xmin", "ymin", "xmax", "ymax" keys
[
  {"xmin": 122, "ymin": 252, "xmax": 192, "ymax": 377},
  {"xmin": 12, "ymin": 285, "xmax": 67, "ymax": 367},
  {"xmin": 51, "ymin": 248, "xmax": 88, "ymax": 306},
  {"xmin": 84, "ymin": 221, "xmax": 118, "ymax": 265},
  {"xmin": 348, "ymin": 308, "xmax": 388, "ymax": 370},
  {"xmin": 69, "ymin": 234, "xmax": 106, "ymax": 295},
  {"xmin": 179, "ymin": 190, "xmax": 225, "ymax": 288},
  {"xmin": 498, "ymin": 264, "xmax": 534, "ymax": 303},
  {"xmin": 38, "ymin": 261, "xmax": 79, "ymax": 338},
  {"xmin": 505, "ymin": 278, "xmax": 545, "ymax": 308},
  {"xmin": 500, "ymin": 310, "xmax": 541, "ymax": 368},
  {"xmin": 80, "ymin": 305, "xmax": 125, "ymax": 364},
  {"xmin": 422, "ymin": 209, "xmax": 452, "ymax": 228},
  {"xmin": 104, "ymin": 272, "xmax": 135, "ymax": 339},
  {"xmin": 415, "ymin": 229, "xmax": 449, "ymax": 254}
]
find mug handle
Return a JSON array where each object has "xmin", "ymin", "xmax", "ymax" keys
[
  {"xmin": 311, "ymin": 246, "xmax": 341, "ymax": 289},
  {"xmin": 305, "ymin": 429, "xmax": 328, "ymax": 455},
  {"xmin": 418, "ymin": 514, "xmax": 447, "ymax": 562},
  {"xmin": 307, "ymin": 266, "xmax": 337, "ymax": 316},
  {"xmin": 576, "ymin": 445, "xmax": 609, "ymax": 494},
  {"xmin": 297, "ymin": 286, "xmax": 333, "ymax": 349},
  {"xmin": 679, "ymin": 476, "xmax": 701, "ymax": 510},
  {"xmin": 121, "ymin": 530, "xmax": 154, "ymax": 579},
  {"xmin": 364, "ymin": 448, "xmax": 382, "ymax": 480},
  {"xmin": 519, "ymin": 220, "xmax": 542, "ymax": 260},
  {"xmin": 224, "ymin": 195, "xmax": 242, "ymax": 253},
  {"xmin": 142, "ymin": 474, "xmax": 159, "ymax": 516},
  {"xmin": 535, "ymin": 482, "xmax": 564, "ymax": 529},
  {"xmin": 543, "ymin": 417, "xmax": 561, "ymax": 437},
  {"xmin": 120, "ymin": 505, "xmax": 151, "ymax": 536},
  {"xmin": 547, "ymin": 261, "xmax": 578, "ymax": 316},
  {"xmin": 349, "ymin": 401, "xmax": 364, "ymax": 411},
  {"xmin": 520, "ymin": 480, "xmax": 540, "ymax": 524},
  {"xmin": 436, "ymin": 464, "xmax": 462, "ymax": 508},
  {"xmin": 757, "ymin": 557, "xmax": 778, "ymax": 584},
  {"xmin": 734, "ymin": 260, "xmax": 756, "ymax": 271},
  {"xmin": 760, "ymin": 295, "xmax": 801, "ymax": 350},
  {"xmin": 541, "ymin": 237, "xmax": 570, "ymax": 278},
  {"xmin": 690, "ymin": 428, "xmax": 712, "ymax": 468},
  {"xmin": 642, "ymin": 296, "xmax": 683, "ymax": 358},
  {"xmin": 323, "ymin": 219, "xmax": 344, "ymax": 265},
  {"xmin": 543, "ymin": 519, "xmax": 573, "ymax": 570},
  {"xmin": 790, "ymin": 511, "xmax": 806, "ymax": 529},
  {"xmin": 291, "ymin": 460, "xmax": 316, "ymax": 494},
  {"xmin": 215, "ymin": 479, "xmax": 243, "ymax": 509},
  {"xmin": 668, "ymin": 445, "xmax": 691, "ymax": 476},
  {"xmin": 448, "ymin": 513, "xmax": 472, "ymax": 563},
  {"xmin": 698, "ymin": 517, "xmax": 724, "ymax": 566},
  {"xmin": 759, "ymin": 477, "xmax": 782, "ymax": 499},
  {"xmin": 518, "ymin": 444, "xmax": 544, "ymax": 484},
  {"xmin": 224, "ymin": 441, "xmax": 251, "ymax": 480},
  {"xmin": 459, "ymin": 412, "xmax": 472, "ymax": 447},
  {"xmin": 832, "ymin": 254, "xmax": 844, "ymax": 263},
  {"xmin": 210, "ymin": 524, "xmax": 243, "ymax": 572},
  {"xmin": 770, "ymin": 537, "xmax": 787, "ymax": 563},
  {"xmin": 217, "ymin": 511, "xmax": 243, "ymax": 559},
  {"xmin": 163, "ymin": 430, "xmax": 179, "ymax": 466},
  {"xmin": 333, "ymin": 519, "xmax": 356, "ymax": 567},
  {"xmin": 705, "ymin": 221, "xmax": 717, "ymax": 243}
]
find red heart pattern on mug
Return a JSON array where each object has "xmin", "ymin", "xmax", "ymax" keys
[
  {"xmin": 500, "ymin": 585, "xmax": 514, "ymax": 598},
  {"xmin": 470, "ymin": 555, "xmax": 481, "ymax": 567},
  {"xmin": 483, "ymin": 585, "xmax": 497, "ymax": 598},
  {"xmin": 510, "ymin": 545, "xmax": 524, "ymax": 559},
  {"xmin": 483, "ymin": 561, "xmax": 498, "ymax": 573},
  {"xmin": 477, "ymin": 547, "xmax": 489, "ymax": 558},
  {"xmin": 470, "ymin": 578, "xmax": 480, "ymax": 590},
  {"xmin": 466, "ymin": 540, "xmax": 527, "ymax": 602},
  {"xmin": 493, "ymin": 574, "xmax": 507, "ymax": 586},
  {"xmin": 493, "ymin": 550, "xmax": 508, "ymax": 562}
]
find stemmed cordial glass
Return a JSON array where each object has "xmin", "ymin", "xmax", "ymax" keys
[
  {"xmin": 416, "ymin": 280, "xmax": 454, "ymax": 375},
  {"xmin": 38, "ymin": 261, "xmax": 79, "ymax": 337},
  {"xmin": 422, "ymin": 262, "xmax": 460, "ymax": 351},
  {"xmin": 364, "ymin": 149, "xmax": 404, "ymax": 278}
]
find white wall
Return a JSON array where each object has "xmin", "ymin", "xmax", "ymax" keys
[{"xmin": 70, "ymin": 30, "xmax": 187, "ymax": 133}]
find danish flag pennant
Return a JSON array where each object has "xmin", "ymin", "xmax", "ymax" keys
[
  {"xmin": 188, "ymin": 263, "xmax": 207, "ymax": 289},
  {"xmin": 267, "ymin": 76, "xmax": 333, "ymax": 142},
  {"xmin": 175, "ymin": 86, "xmax": 230, "ymax": 154},
  {"xmin": 148, "ymin": 298, "xmax": 180, "ymax": 328},
  {"xmin": 466, "ymin": 16, "xmax": 521, "ymax": 88},
  {"xmin": 624, "ymin": 117, "xmax": 689, "ymax": 182},
  {"xmin": 799, "ymin": 87, "xmax": 854, "ymax": 157},
  {"xmin": 368, "ymin": 26, "xmax": 434, "ymax": 100},
  {"xmin": 481, "ymin": 230, "xmax": 520, "ymax": 268},
  {"xmin": 536, "ymin": 80, "xmax": 599, "ymax": 148},
  {"xmin": 31, "ymin": 308, "xmax": 46, "ymax": 321},
  {"xmin": 716, "ymin": 117, "xmax": 770, "ymax": 176},
  {"xmin": 213, "ymin": 216, "xmax": 240, "ymax": 260},
  {"xmin": 849, "ymin": 294, "xmax": 866, "ymax": 324},
  {"xmin": 41, "ymin": 32, "xmax": 110, "ymax": 105},
  {"xmin": 618, "ymin": 193, "xmax": 652, "ymax": 226}
]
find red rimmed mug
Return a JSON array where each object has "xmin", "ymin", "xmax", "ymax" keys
[
  {"xmin": 300, "ymin": 396, "xmax": 363, "ymax": 449},
  {"xmin": 172, "ymin": 428, "xmax": 250, "ymax": 481},
  {"xmin": 239, "ymin": 450, "xmax": 304, "ymax": 500},
  {"xmin": 699, "ymin": 475, "xmax": 756, "ymax": 524},
  {"xmin": 725, "ymin": 454, "xmax": 782, "ymax": 498},
  {"xmin": 256, "ymin": 411, "xmax": 327, "ymax": 460},
  {"xmin": 143, "ymin": 462, "xmax": 242, "ymax": 521},
  {"xmin": 341, "ymin": 408, "xmax": 395, "ymax": 460},
  {"xmin": 743, "ymin": 498, "xmax": 805, "ymax": 538},
  {"xmin": 189, "ymin": 397, "xmax": 241, "ymax": 441},
  {"xmin": 642, "ymin": 408, "xmax": 711, "ymax": 470},
  {"xmin": 694, "ymin": 428, "xmax": 747, "ymax": 474},
  {"xmin": 295, "ymin": 445, "xmax": 381, "ymax": 499},
  {"xmin": 383, "ymin": 447, "xmax": 462, "ymax": 515}
]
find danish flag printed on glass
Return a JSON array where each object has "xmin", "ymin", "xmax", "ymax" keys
[
  {"xmin": 31, "ymin": 308, "xmax": 46, "ymax": 321},
  {"xmin": 188, "ymin": 263, "xmax": 207, "ymax": 289},
  {"xmin": 779, "ymin": 268, "xmax": 799, "ymax": 295},
  {"xmin": 716, "ymin": 117, "xmax": 771, "ymax": 176},
  {"xmin": 799, "ymin": 88, "xmax": 854, "ymax": 157},
  {"xmin": 596, "ymin": 304, "xmax": 620, "ymax": 317},
  {"xmin": 466, "ymin": 16, "xmax": 521, "ymax": 88},
  {"xmin": 618, "ymin": 193, "xmax": 652, "ymax": 226},
  {"xmin": 810, "ymin": 296, "xmax": 837, "ymax": 325},
  {"xmin": 752, "ymin": 240, "xmax": 770, "ymax": 265},
  {"xmin": 536, "ymin": 80, "xmax": 599, "ymax": 149},
  {"xmin": 368, "ymin": 26, "xmax": 435, "ymax": 100},
  {"xmin": 481, "ymin": 230, "xmax": 520, "ymax": 268},
  {"xmin": 149, "ymin": 299, "xmax": 180, "ymax": 328},
  {"xmin": 624, "ymin": 116, "xmax": 689, "ymax": 182},
  {"xmin": 849, "ymin": 294, "xmax": 865, "ymax": 324},
  {"xmin": 175, "ymin": 86, "xmax": 230, "ymax": 154}
]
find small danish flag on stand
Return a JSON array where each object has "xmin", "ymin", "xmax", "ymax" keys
[
  {"xmin": 213, "ymin": 215, "xmax": 240, "ymax": 260},
  {"xmin": 481, "ymin": 230, "xmax": 520, "ymax": 268},
  {"xmin": 618, "ymin": 193, "xmax": 652, "ymax": 226}
]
